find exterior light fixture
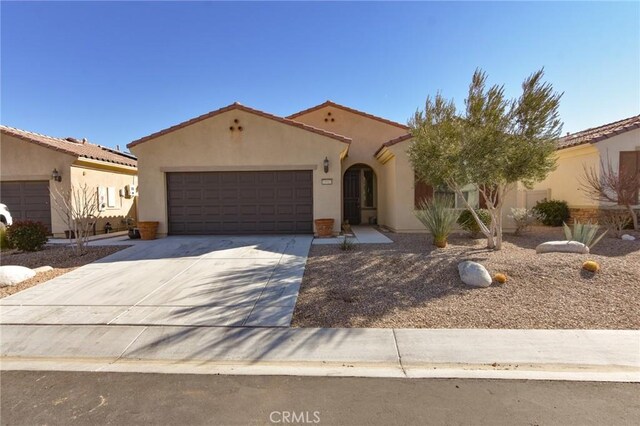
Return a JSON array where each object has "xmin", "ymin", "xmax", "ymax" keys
[
  {"xmin": 323, "ymin": 157, "xmax": 329, "ymax": 173},
  {"xmin": 51, "ymin": 168, "xmax": 62, "ymax": 182}
]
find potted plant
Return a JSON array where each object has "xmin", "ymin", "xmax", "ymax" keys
[
  {"xmin": 125, "ymin": 217, "xmax": 140, "ymax": 239},
  {"xmin": 415, "ymin": 198, "xmax": 460, "ymax": 248},
  {"xmin": 137, "ymin": 221, "xmax": 159, "ymax": 240},
  {"xmin": 314, "ymin": 218, "xmax": 335, "ymax": 238}
]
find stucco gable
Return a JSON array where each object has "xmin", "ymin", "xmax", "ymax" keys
[
  {"xmin": 288, "ymin": 100, "xmax": 409, "ymax": 131},
  {"xmin": 128, "ymin": 103, "xmax": 351, "ymax": 149}
]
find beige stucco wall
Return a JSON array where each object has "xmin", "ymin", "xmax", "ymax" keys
[
  {"xmin": 69, "ymin": 162, "xmax": 138, "ymax": 234},
  {"xmin": 1, "ymin": 134, "xmax": 139, "ymax": 237},
  {"xmin": 129, "ymin": 108, "xmax": 348, "ymax": 236},
  {"xmin": 291, "ymin": 106, "xmax": 408, "ymax": 226},
  {"xmin": 0, "ymin": 134, "xmax": 75, "ymax": 235},
  {"xmin": 530, "ymin": 144, "xmax": 600, "ymax": 208}
]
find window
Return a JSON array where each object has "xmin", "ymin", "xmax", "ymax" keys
[
  {"xmin": 432, "ymin": 184, "xmax": 479, "ymax": 209},
  {"xmin": 362, "ymin": 170, "xmax": 375, "ymax": 208}
]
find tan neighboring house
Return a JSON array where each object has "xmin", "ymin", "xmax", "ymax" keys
[
  {"xmin": 127, "ymin": 101, "xmax": 527, "ymax": 236},
  {"xmin": 529, "ymin": 114, "xmax": 640, "ymax": 221},
  {"xmin": 1, "ymin": 125, "xmax": 138, "ymax": 237}
]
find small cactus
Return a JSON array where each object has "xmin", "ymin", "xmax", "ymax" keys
[
  {"xmin": 494, "ymin": 273, "xmax": 508, "ymax": 284},
  {"xmin": 582, "ymin": 260, "xmax": 600, "ymax": 272}
]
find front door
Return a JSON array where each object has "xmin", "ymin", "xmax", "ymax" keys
[{"xmin": 343, "ymin": 169, "xmax": 361, "ymax": 225}]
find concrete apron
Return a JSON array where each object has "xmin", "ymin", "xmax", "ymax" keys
[{"xmin": 1, "ymin": 326, "xmax": 638, "ymax": 382}]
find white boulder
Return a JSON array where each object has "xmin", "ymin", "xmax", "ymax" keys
[
  {"xmin": 0, "ymin": 265, "xmax": 36, "ymax": 287},
  {"xmin": 621, "ymin": 234, "xmax": 636, "ymax": 241},
  {"xmin": 536, "ymin": 240, "xmax": 589, "ymax": 254},
  {"xmin": 458, "ymin": 261, "xmax": 492, "ymax": 288}
]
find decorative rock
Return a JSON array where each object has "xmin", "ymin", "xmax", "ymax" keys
[
  {"xmin": 33, "ymin": 266, "xmax": 53, "ymax": 273},
  {"xmin": 0, "ymin": 265, "xmax": 36, "ymax": 287},
  {"xmin": 535, "ymin": 240, "xmax": 589, "ymax": 254},
  {"xmin": 621, "ymin": 234, "xmax": 636, "ymax": 241},
  {"xmin": 458, "ymin": 261, "xmax": 492, "ymax": 288}
]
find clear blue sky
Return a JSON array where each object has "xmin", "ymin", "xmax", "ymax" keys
[{"xmin": 2, "ymin": 1, "xmax": 639, "ymax": 151}]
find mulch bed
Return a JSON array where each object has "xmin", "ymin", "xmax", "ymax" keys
[
  {"xmin": 0, "ymin": 245, "xmax": 128, "ymax": 299},
  {"xmin": 292, "ymin": 227, "xmax": 640, "ymax": 329}
]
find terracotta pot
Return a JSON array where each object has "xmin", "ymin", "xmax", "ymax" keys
[
  {"xmin": 314, "ymin": 218, "xmax": 335, "ymax": 238},
  {"xmin": 434, "ymin": 237, "xmax": 447, "ymax": 248},
  {"xmin": 137, "ymin": 221, "xmax": 159, "ymax": 240}
]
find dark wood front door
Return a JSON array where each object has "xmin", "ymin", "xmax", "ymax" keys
[{"xmin": 343, "ymin": 169, "xmax": 361, "ymax": 225}]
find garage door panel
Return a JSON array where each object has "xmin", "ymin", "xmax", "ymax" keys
[
  {"xmin": 167, "ymin": 171, "xmax": 313, "ymax": 235},
  {"xmin": 0, "ymin": 181, "xmax": 52, "ymax": 233}
]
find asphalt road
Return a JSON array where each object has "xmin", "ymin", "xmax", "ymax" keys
[{"xmin": 1, "ymin": 371, "xmax": 638, "ymax": 425}]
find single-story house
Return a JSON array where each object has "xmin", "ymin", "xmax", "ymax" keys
[
  {"xmin": 127, "ymin": 101, "xmax": 524, "ymax": 236},
  {"xmin": 529, "ymin": 114, "xmax": 640, "ymax": 221},
  {"xmin": 1, "ymin": 125, "xmax": 138, "ymax": 237}
]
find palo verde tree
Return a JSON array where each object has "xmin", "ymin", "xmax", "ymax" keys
[{"xmin": 409, "ymin": 69, "xmax": 563, "ymax": 249}]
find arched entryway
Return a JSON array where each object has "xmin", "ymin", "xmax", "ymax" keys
[{"xmin": 343, "ymin": 164, "xmax": 377, "ymax": 226}]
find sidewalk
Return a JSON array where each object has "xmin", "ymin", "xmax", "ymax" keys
[{"xmin": 2, "ymin": 325, "xmax": 638, "ymax": 382}]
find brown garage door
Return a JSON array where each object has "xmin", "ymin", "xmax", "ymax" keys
[
  {"xmin": 0, "ymin": 181, "xmax": 52, "ymax": 232},
  {"xmin": 166, "ymin": 171, "xmax": 313, "ymax": 235}
]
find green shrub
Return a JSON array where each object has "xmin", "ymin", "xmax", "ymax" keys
[
  {"xmin": 563, "ymin": 220, "xmax": 607, "ymax": 249},
  {"xmin": 339, "ymin": 237, "xmax": 356, "ymax": 251},
  {"xmin": 532, "ymin": 199, "xmax": 570, "ymax": 227},
  {"xmin": 0, "ymin": 224, "xmax": 12, "ymax": 250},
  {"xmin": 457, "ymin": 209, "xmax": 491, "ymax": 236},
  {"xmin": 6, "ymin": 220, "xmax": 49, "ymax": 251},
  {"xmin": 415, "ymin": 198, "xmax": 460, "ymax": 247}
]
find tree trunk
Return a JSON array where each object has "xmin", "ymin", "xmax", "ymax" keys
[{"xmin": 627, "ymin": 204, "xmax": 639, "ymax": 231}]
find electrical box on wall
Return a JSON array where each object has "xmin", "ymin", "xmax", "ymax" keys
[{"xmin": 125, "ymin": 184, "xmax": 137, "ymax": 198}]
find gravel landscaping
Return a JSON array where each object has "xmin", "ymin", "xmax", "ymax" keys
[
  {"xmin": 292, "ymin": 227, "xmax": 640, "ymax": 329},
  {"xmin": 0, "ymin": 245, "xmax": 128, "ymax": 299}
]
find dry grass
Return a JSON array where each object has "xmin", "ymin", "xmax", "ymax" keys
[
  {"xmin": 0, "ymin": 245, "xmax": 127, "ymax": 299},
  {"xmin": 292, "ymin": 227, "xmax": 640, "ymax": 329}
]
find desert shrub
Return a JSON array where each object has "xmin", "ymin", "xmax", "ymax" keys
[
  {"xmin": 508, "ymin": 208, "xmax": 539, "ymax": 235},
  {"xmin": 532, "ymin": 199, "xmax": 570, "ymax": 226},
  {"xmin": 599, "ymin": 209, "xmax": 632, "ymax": 238},
  {"xmin": 0, "ymin": 224, "xmax": 12, "ymax": 250},
  {"xmin": 339, "ymin": 237, "xmax": 356, "ymax": 251},
  {"xmin": 563, "ymin": 220, "xmax": 607, "ymax": 249},
  {"xmin": 415, "ymin": 198, "xmax": 460, "ymax": 247},
  {"xmin": 457, "ymin": 208, "xmax": 491, "ymax": 237},
  {"xmin": 6, "ymin": 220, "xmax": 49, "ymax": 251}
]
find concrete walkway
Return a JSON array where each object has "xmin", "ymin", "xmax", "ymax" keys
[
  {"xmin": 2, "ymin": 326, "xmax": 638, "ymax": 382},
  {"xmin": 312, "ymin": 226, "xmax": 393, "ymax": 245},
  {"xmin": 1, "ymin": 235, "xmax": 312, "ymax": 327}
]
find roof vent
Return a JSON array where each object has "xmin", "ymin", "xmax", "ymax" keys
[
  {"xmin": 82, "ymin": 138, "xmax": 88, "ymax": 144},
  {"xmin": 65, "ymin": 137, "xmax": 81, "ymax": 143}
]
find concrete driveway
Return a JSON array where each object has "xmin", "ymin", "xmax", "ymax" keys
[{"xmin": 0, "ymin": 235, "xmax": 312, "ymax": 327}]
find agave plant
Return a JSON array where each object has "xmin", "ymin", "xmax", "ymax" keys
[
  {"xmin": 415, "ymin": 198, "xmax": 460, "ymax": 248},
  {"xmin": 563, "ymin": 220, "xmax": 608, "ymax": 249}
]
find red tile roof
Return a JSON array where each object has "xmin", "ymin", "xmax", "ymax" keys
[
  {"xmin": 287, "ymin": 100, "xmax": 410, "ymax": 130},
  {"xmin": 374, "ymin": 132, "xmax": 413, "ymax": 157},
  {"xmin": 128, "ymin": 103, "xmax": 352, "ymax": 148},
  {"xmin": 558, "ymin": 114, "xmax": 640, "ymax": 149},
  {"xmin": 1, "ymin": 125, "xmax": 137, "ymax": 167}
]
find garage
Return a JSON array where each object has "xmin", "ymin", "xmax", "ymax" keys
[
  {"xmin": 166, "ymin": 171, "xmax": 313, "ymax": 235},
  {"xmin": 0, "ymin": 181, "xmax": 52, "ymax": 232}
]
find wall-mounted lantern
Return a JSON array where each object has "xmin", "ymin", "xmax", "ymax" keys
[
  {"xmin": 323, "ymin": 157, "xmax": 329, "ymax": 173},
  {"xmin": 51, "ymin": 168, "xmax": 62, "ymax": 182}
]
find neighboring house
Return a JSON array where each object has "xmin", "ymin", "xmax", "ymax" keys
[
  {"xmin": 128, "ymin": 101, "xmax": 523, "ymax": 236},
  {"xmin": 1, "ymin": 125, "xmax": 138, "ymax": 237},
  {"xmin": 529, "ymin": 115, "xmax": 640, "ymax": 221}
]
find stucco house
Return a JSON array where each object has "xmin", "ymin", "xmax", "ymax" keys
[
  {"xmin": 128, "ymin": 101, "xmax": 522, "ymax": 236},
  {"xmin": 529, "ymin": 114, "xmax": 640, "ymax": 221},
  {"xmin": 1, "ymin": 125, "xmax": 138, "ymax": 237}
]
